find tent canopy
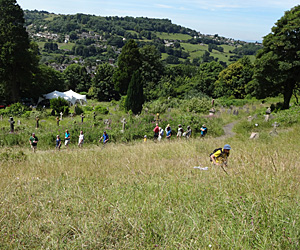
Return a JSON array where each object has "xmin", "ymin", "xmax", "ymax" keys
[{"xmin": 38, "ymin": 90, "xmax": 87, "ymax": 105}]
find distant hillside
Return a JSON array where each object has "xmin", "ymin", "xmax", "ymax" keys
[{"xmin": 24, "ymin": 10, "xmax": 262, "ymax": 68}]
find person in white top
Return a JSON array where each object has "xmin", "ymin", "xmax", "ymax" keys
[
  {"xmin": 78, "ymin": 130, "xmax": 84, "ymax": 147},
  {"xmin": 158, "ymin": 127, "xmax": 164, "ymax": 141}
]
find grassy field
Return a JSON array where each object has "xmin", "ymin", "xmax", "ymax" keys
[
  {"xmin": 0, "ymin": 115, "xmax": 299, "ymax": 248},
  {"xmin": 36, "ymin": 42, "xmax": 75, "ymax": 51},
  {"xmin": 155, "ymin": 32, "xmax": 193, "ymax": 41}
]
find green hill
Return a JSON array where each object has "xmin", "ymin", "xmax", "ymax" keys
[{"xmin": 24, "ymin": 10, "xmax": 261, "ymax": 67}]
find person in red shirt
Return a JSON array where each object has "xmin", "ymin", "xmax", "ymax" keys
[{"xmin": 153, "ymin": 123, "xmax": 159, "ymax": 140}]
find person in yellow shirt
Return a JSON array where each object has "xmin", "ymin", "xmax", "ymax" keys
[
  {"xmin": 210, "ymin": 144, "xmax": 231, "ymax": 166},
  {"xmin": 144, "ymin": 135, "xmax": 147, "ymax": 142}
]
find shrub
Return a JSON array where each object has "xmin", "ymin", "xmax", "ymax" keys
[
  {"xmin": 83, "ymin": 106, "xmax": 93, "ymax": 112},
  {"xmin": 5, "ymin": 103, "xmax": 31, "ymax": 117},
  {"xmin": 74, "ymin": 105, "xmax": 84, "ymax": 115},
  {"xmin": 50, "ymin": 97, "xmax": 69, "ymax": 115},
  {"xmin": 183, "ymin": 98, "xmax": 211, "ymax": 114},
  {"xmin": 94, "ymin": 105, "xmax": 109, "ymax": 114}
]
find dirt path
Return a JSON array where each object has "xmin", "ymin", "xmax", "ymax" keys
[{"xmin": 217, "ymin": 121, "xmax": 238, "ymax": 139}]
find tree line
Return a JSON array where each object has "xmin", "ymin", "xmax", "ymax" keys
[{"xmin": 0, "ymin": 0, "xmax": 299, "ymax": 112}]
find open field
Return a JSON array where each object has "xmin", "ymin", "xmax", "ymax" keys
[
  {"xmin": 155, "ymin": 32, "xmax": 193, "ymax": 41},
  {"xmin": 36, "ymin": 42, "xmax": 75, "ymax": 51},
  {"xmin": 0, "ymin": 120, "xmax": 299, "ymax": 248}
]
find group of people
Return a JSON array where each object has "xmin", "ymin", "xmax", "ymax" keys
[
  {"xmin": 28, "ymin": 128, "xmax": 232, "ymax": 168},
  {"xmin": 151, "ymin": 123, "xmax": 207, "ymax": 141},
  {"xmin": 29, "ymin": 129, "xmax": 109, "ymax": 152}
]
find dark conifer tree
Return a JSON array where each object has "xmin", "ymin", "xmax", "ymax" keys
[
  {"xmin": 125, "ymin": 70, "xmax": 144, "ymax": 114},
  {"xmin": 0, "ymin": 0, "xmax": 37, "ymax": 102}
]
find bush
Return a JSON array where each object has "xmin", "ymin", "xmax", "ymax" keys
[
  {"xmin": 74, "ymin": 105, "xmax": 84, "ymax": 115},
  {"xmin": 83, "ymin": 106, "xmax": 93, "ymax": 112},
  {"xmin": 94, "ymin": 105, "xmax": 109, "ymax": 114},
  {"xmin": 216, "ymin": 97, "xmax": 250, "ymax": 107},
  {"xmin": 5, "ymin": 103, "xmax": 31, "ymax": 117},
  {"xmin": 183, "ymin": 98, "xmax": 211, "ymax": 114},
  {"xmin": 50, "ymin": 97, "xmax": 69, "ymax": 115}
]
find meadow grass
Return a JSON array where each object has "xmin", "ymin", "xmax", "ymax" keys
[
  {"xmin": 0, "ymin": 124, "xmax": 299, "ymax": 249},
  {"xmin": 154, "ymin": 32, "xmax": 193, "ymax": 41}
]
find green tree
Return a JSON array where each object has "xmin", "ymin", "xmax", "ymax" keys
[
  {"xmin": 50, "ymin": 97, "xmax": 69, "ymax": 115},
  {"xmin": 214, "ymin": 57, "xmax": 254, "ymax": 98},
  {"xmin": 193, "ymin": 61, "xmax": 224, "ymax": 96},
  {"xmin": 139, "ymin": 45, "xmax": 163, "ymax": 100},
  {"xmin": 89, "ymin": 63, "xmax": 117, "ymax": 101},
  {"xmin": 29, "ymin": 65, "xmax": 65, "ymax": 100},
  {"xmin": 63, "ymin": 64, "xmax": 91, "ymax": 92},
  {"xmin": 125, "ymin": 70, "xmax": 144, "ymax": 114},
  {"xmin": 254, "ymin": 5, "xmax": 300, "ymax": 109},
  {"xmin": 113, "ymin": 39, "xmax": 141, "ymax": 95},
  {"xmin": 0, "ymin": 0, "xmax": 38, "ymax": 102}
]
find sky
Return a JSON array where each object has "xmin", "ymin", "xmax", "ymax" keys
[{"xmin": 17, "ymin": 0, "xmax": 300, "ymax": 42}]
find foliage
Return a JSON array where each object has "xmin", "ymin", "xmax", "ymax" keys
[
  {"xmin": 89, "ymin": 63, "xmax": 116, "ymax": 101},
  {"xmin": 274, "ymin": 106, "xmax": 300, "ymax": 125},
  {"xmin": 50, "ymin": 97, "xmax": 69, "ymax": 115},
  {"xmin": 94, "ymin": 105, "xmax": 109, "ymax": 114},
  {"xmin": 254, "ymin": 5, "xmax": 300, "ymax": 109},
  {"xmin": 214, "ymin": 57, "xmax": 254, "ymax": 98},
  {"xmin": 74, "ymin": 105, "xmax": 84, "ymax": 115},
  {"xmin": 125, "ymin": 71, "xmax": 144, "ymax": 114},
  {"xmin": 63, "ymin": 63, "xmax": 91, "ymax": 92},
  {"xmin": 232, "ymin": 43, "xmax": 261, "ymax": 56},
  {"xmin": 30, "ymin": 64, "xmax": 66, "ymax": 100},
  {"xmin": 139, "ymin": 45, "xmax": 164, "ymax": 100},
  {"xmin": 0, "ymin": 0, "xmax": 39, "ymax": 102},
  {"xmin": 216, "ymin": 97, "xmax": 254, "ymax": 107},
  {"xmin": 193, "ymin": 61, "xmax": 224, "ymax": 96},
  {"xmin": 113, "ymin": 40, "xmax": 141, "ymax": 95},
  {"xmin": 3, "ymin": 103, "xmax": 31, "ymax": 117},
  {"xmin": 183, "ymin": 97, "xmax": 211, "ymax": 113}
]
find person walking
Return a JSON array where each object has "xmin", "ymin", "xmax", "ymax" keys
[
  {"xmin": 165, "ymin": 124, "xmax": 171, "ymax": 135},
  {"xmin": 158, "ymin": 127, "xmax": 164, "ymax": 141},
  {"xmin": 153, "ymin": 123, "xmax": 159, "ymax": 140},
  {"xmin": 210, "ymin": 144, "xmax": 231, "ymax": 167},
  {"xmin": 78, "ymin": 130, "xmax": 84, "ymax": 147},
  {"xmin": 200, "ymin": 124, "xmax": 207, "ymax": 137},
  {"xmin": 29, "ymin": 133, "xmax": 38, "ymax": 153},
  {"xmin": 184, "ymin": 125, "xmax": 192, "ymax": 139},
  {"xmin": 177, "ymin": 124, "xmax": 184, "ymax": 139},
  {"xmin": 99, "ymin": 130, "xmax": 109, "ymax": 144},
  {"xmin": 55, "ymin": 135, "xmax": 61, "ymax": 150},
  {"xmin": 166, "ymin": 126, "xmax": 172, "ymax": 140},
  {"xmin": 65, "ymin": 129, "xmax": 71, "ymax": 147}
]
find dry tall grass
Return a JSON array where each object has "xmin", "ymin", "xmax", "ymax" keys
[{"xmin": 0, "ymin": 126, "xmax": 299, "ymax": 249}]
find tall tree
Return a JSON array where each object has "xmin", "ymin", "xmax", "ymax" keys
[
  {"xmin": 113, "ymin": 39, "xmax": 141, "ymax": 95},
  {"xmin": 89, "ymin": 63, "xmax": 116, "ymax": 101},
  {"xmin": 214, "ymin": 57, "xmax": 254, "ymax": 98},
  {"xmin": 139, "ymin": 45, "xmax": 163, "ymax": 100},
  {"xmin": 0, "ymin": 0, "xmax": 37, "ymax": 102},
  {"xmin": 63, "ymin": 64, "xmax": 91, "ymax": 92},
  {"xmin": 194, "ymin": 61, "xmax": 224, "ymax": 96},
  {"xmin": 254, "ymin": 5, "xmax": 300, "ymax": 109},
  {"xmin": 28, "ymin": 65, "xmax": 65, "ymax": 101},
  {"xmin": 125, "ymin": 70, "xmax": 144, "ymax": 114}
]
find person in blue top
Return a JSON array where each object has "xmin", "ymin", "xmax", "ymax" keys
[
  {"xmin": 56, "ymin": 135, "xmax": 61, "ymax": 150},
  {"xmin": 99, "ymin": 130, "xmax": 109, "ymax": 144},
  {"xmin": 200, "ymin": 124, "xmax": 207, "ymax": 137},
  {"xmin": 166, "ymin": 126, "xmax": 172, "ymax": 140},
  {"xmin": 65, "ymin": 129, "xmax": 71, "ymax": 147}
]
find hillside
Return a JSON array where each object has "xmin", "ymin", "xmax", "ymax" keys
[{"xmin": 24, "ymin": 10, "xmax": 261, "ymax": 68}]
